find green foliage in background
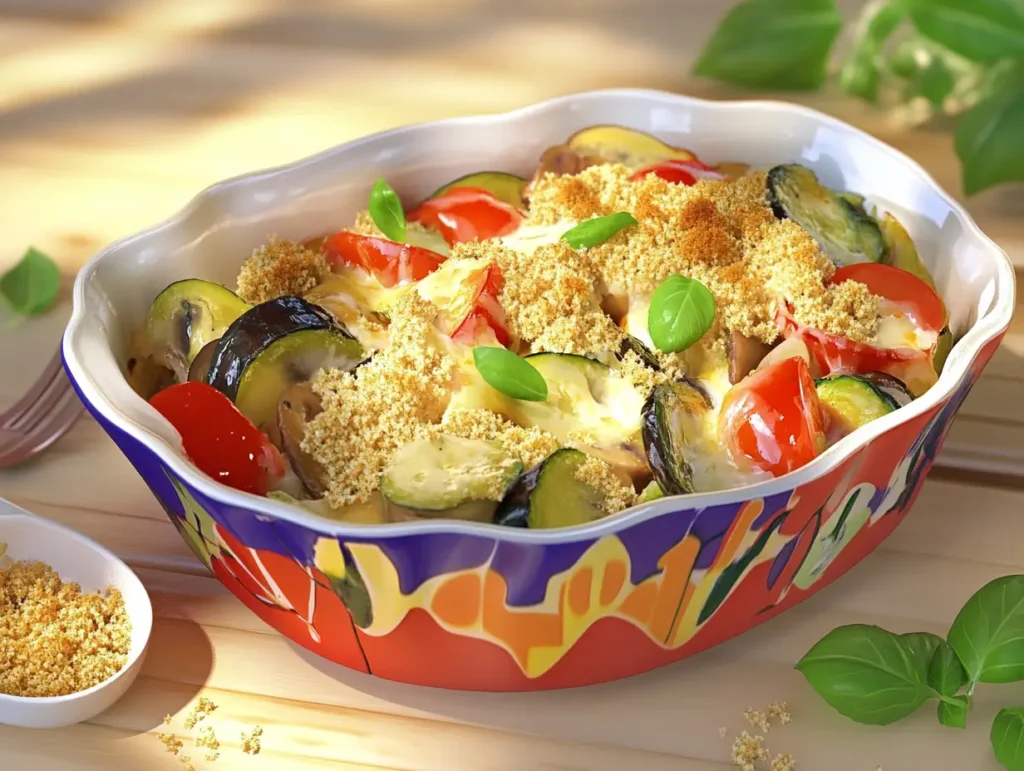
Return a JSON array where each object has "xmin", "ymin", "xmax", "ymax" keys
[{"xmin": 694, "ymin": 0, "xmax": 1024, "ymax": 196}]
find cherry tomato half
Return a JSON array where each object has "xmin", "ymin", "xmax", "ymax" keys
[
  {"xmin": 719, "ymin": 356, "xmax": 827, "ymax": 478},
  {"xmin": 775, "ymin": 302, "xmax": 938, "ymax": 395},
  {"xmin": 406, "ymin": 186, "xmax": 524, "ymax": 246},
  {"xmin": 830, "ymin": 263, "xmax": 945, "ymax": 334},
  {"xmin": 322, "ymin": 231, "xmax": 446, "ymax": 288},
  {"xmin": 629, "ymin": 159, "xmax": 726, "ymax": 185},
  {"xmin": 150, "ymin": 382, "xmax": 284, "ymax": 496},
  {"xmin": 452, "ymin": 263, "xmax": 510, "ymax": 346}
]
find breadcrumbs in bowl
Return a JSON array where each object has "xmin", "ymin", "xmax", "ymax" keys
[{"xmin": 0, "ymin": 499, "xmax": 153, "ymax": 729}]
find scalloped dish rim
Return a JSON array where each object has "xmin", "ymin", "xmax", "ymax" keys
[{"xmin": 63, "ymin": 88, "xmax": 1017, "ymax": 544}]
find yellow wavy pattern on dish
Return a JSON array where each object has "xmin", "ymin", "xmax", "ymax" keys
[{"xmin": 314, "ymin": 498, "xmax": 798, "ymax": 678}]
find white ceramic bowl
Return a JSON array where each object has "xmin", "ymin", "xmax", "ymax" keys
[
  {"xmin": 60, "ymin": 90, "xmax": 1016, "ymax": 691},
  {"xmin": 0, "ymin": 499, "xmax": 152, "ymax": 728}
]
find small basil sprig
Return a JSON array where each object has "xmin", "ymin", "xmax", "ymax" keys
[
  {"xmin": 647, "ymin": 275, "xmax": 716, "ymax": 353},
  {"xmin": 561, "ymin": 212, "xmax": 637, "ymax": 249},
  {"xmin": 368, "ymin": 178, "xmax": 406, "ymax": 243},
  {"xmin": 473, "ymin": 347, "xmax": 547, "ymax": 402},
  {"xmin": 1, "ymin": 247, "xmax": 61, "ymax": 317},
  {"xmin": 797, "ymin": 574, "xmax": 1024, "ymax": 770}
]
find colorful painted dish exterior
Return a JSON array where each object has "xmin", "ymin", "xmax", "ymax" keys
[{"xmin": 63, "ymin": 90, "xmax": 1015, "ymax": 691}]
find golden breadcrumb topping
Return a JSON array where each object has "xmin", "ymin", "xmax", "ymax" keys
[
  {"xmin": 159, "ymin": 733, "xmax": 184, "ymax": 756},
  {"xmin": 574, "ymin": 455, "xmax": 637, "ymax": 513},
  {"xmin": 241, "ymin": 726, "xmax": 263, "ymax": 756},
  {"xmin": 184, "ymin": 696, "xmax": 218, "ymax": 730},
  {"xmin": 440, "ymin": 408, "xmax": 561, "ymax": 473},
  {"xmin": 732, "ymin": 731, "xmax": 770, "ymax": 771},
  {"xmin": 303, "ymin": 292, "xmax": 456, "ymax": 507},
  {"xmin": 351, "ymin": 210, "xmax": 442, "ymax": 242},
  {"xmin": 452, "ymin": 238, "xmax": 624, "ymax": 355},
  {"xmin": 527, "ymin": 164, "xmax": 880, "ymax": 345},
  {"xmin": 195, "ymin": 724, "xmax": 220, "ymax": 761},
  {"xmin": 0, "ymin": 558, "xmax": 130, "ymax": 697},
  {"xmin": 236, "ymin": 236, "xmax": 329, "ymax": 305},
  {"xmin": 616, "ymin": 350, "xmax": 670, "ymax": 395},
  {"xmin": 770, "ymin": 753, "xmax": 796, "ymax": 771}
]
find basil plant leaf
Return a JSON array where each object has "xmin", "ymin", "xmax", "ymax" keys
[
  {"xmin": 368, "ymin": 178, "xmax": 407, "ymax": 243},
  {"xmin": 902, "ymin": 631, "xmax": 945, "ymax": 676},
  {"xmin": 473, "ymin": 346, "xmax": 547, "ymax": 402},
  {"xmin": 948, "ymin": 575, "xmax": 1024, "ymax": 684},
  {"xmin": 992, "ymin": 708, "xmax": 1024, "ymax": 771},
  {"xmin": 955, "ymin": 76, "xmax": 1024, "ymax": 196},
  {"xmin": 938, "ymin": 694, "xmax": 969, "ymax": 729},
  {"xmin": 905, "ymin": 0, "xmax": 1024, "ymax": 64},
  {"xmin": 795, "ymin": 624, "xmax": 934, "ymax": 725},
  {"xmin": 910, "ymin": 58, "xmax": 956, "ymax": 108},
  {"xmin": 693, "ymin": 0, "xmax": 842, "ymax": 90},
  {"xmin": 928, "ymin": 640, "xmax": 969, "ymax": 696},
  {"xmin": 0, "ymin": 247, "xmax": 61, "ymax": 316},
  {"xmin": 561, "ymin": 212, "xmax": 637, "ymax": 249},
  {"xmin": 647, "ymin": 275, "xmax": 716, "ymax": 354}
]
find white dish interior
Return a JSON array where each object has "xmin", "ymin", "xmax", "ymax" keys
[
  {"xmin": 0, "ymin": 499, "xmax": 152, "ymax": 729},
  {"xmin": 63, "ymin": 89, "xmax": 1016, "ymax": 542}
]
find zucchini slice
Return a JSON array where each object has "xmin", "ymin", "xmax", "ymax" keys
[
  {"xmin": 145, "ymin": 279, "xmax": 251, "ymax": 381},
  {"xmin": 767, "ymin": 164, "xmax": 885, "ymax": 267},
  {"xmin": 815, "ymin": 373, "xmax": 909, "ymax": 434},
  {"xmin": 641, "ymin": 379, "xmax": 713, "ymax": 496},
  {"xmin": 932, "ymin": 327, "xmax": 953, "ymax": 375},
  {"xmin": 566, "ymin": 125, "xmax": 695, "ymax": 167},
  {"xmin": 877, "ymin": 211, "xmax": 937, "ymax": 290},
  {"xmin": 860, "ymin": 371, "xmax": 914, "ymax": 407},
  {"xmin": 511, "ymin": 353, "xmax": 646, "ymax": 446},
  {"xmin": 380, "ymin": 435, "xmax": 522, "ymax": 522},
  {"xmin": 429, "ymin": 171, "xmax": 527, "ymax": 209},
  {"xmin": 206, "ymin": 296, "xmax": 365, "ymax": 427},
  {"xmin": 494, "ymin": 448, "xmax": 606, "ymax": 529}
]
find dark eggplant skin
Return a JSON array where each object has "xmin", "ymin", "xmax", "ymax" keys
[
  {"xmin": 618, "ymin": 334, "xmax": 662, "ymax": 371},
  {"xmin": 206, "ymin": 296, "xmax": 356, "ymax": 400},
  {"xmin": 492, "ymin": 463, "xmax": 542, "ymax": 528},
  {"xmin": 860, "ymin": 371, "xmax": 913, "ymax": 407},
  {"xmin": 641, "ymin": 379, "xmax": 712, "ymax": 496},
  {"xmin": 187, "ymin": 339, "xmax": 219, "ymax": 383}
]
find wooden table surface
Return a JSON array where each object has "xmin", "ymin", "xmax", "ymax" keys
[{"xmin": 1, "ymin": 1, "xmax": 1023, "ymax": 769}]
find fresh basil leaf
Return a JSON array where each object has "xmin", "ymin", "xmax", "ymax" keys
[
  {"xmin": 693, "ymin": 0, "xmax": 842, "ymax": 90},
  {"xmin": 948, "ymin": 575, "xmax": 1024, "ymax": 685},
  {"xmin": 938, "ymin": 694, "xmax": 969, "ymax": 729},
  {"xmin": 473, "ymin": 347, "xmax": 547, "ymax": 402},
  {"xmin": 561, "ymin": 212, "xmax": 637, "ymax": 249},
  {"xmin": 0, "ymin": 247, "xmax": 61, "ymax": 316},
  {"xmin": 905, "ymin": 0, "xmax": 1024, "ymax": 63},
  {"xmin": 862, "ymin": 0, "xmax": 906, "ymax": 44},
  {"xmin": 839, "ymin": 0, "xmax": 906, "ymax": 102},
  {"xmin": 902, "ymin": 631, "xmax": 945, "ymax": 676},
  {"xmin": 955, "ymin": 76, "xmax": 1024, "ymax": 195},
  {"xmin": 928, "ymin": 640, "xmax": 969, "ymax": 696},
  {"xmin": 368, "ymin": 178, "xmax": 406, "ymax": 243},
  {"xmin": 992, "ymin": 708, "xmax": 1024, "ymax": 770},
  {"xmin": 648, "ymin": 275, "xmax": 716, "ymax": 354},
  {"xmin": 795, "ymin": 624, "xmax": 934, "ymax": 725}
]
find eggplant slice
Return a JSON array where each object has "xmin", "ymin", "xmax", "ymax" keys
[
  {"xmin": 767, "ymin": 164, "xmax": 885, "ymax": 267},
  {"xmin": 277, "ymin": 382, "xmax": 329, "ymax": 498},
  {"xmin": 618, "ymin": 334, "xmax": 662, "ymax": 371},
  {"xmin": 206, "ymin": 295, "xmax": 365, "ymax": 427},
  {"xmin": 641, "ymin": 379, "xmax": 713, "ymax": 496}
]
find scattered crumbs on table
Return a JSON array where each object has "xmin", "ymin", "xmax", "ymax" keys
[
  {"xmin": 770, "ymin": 752, "xmax": 795, "ymax": 771},
  {"xmin": 731, "ymin": 731, "xmax": 769, "ymax": 771},
  {"xmin": 196, "ymin": 724, "xmax": 221, "ymax": 761},
  {"xmin": 184, "ymin": 696, "xmax": 218, "ymax": 730},
  {"xmin": 159, "ymin": 733, "xmax": 184, "ymax": 756},
  {"xmin": 744, "ymin": 708, "xmax": 772, "ymax": 733},
  {"xmin": 241, "ymin": 725, "xmax": 264, "ymax": 756},
  {"xmin": 163, "ymin": 713, "xmax": 173, "ymax": 726},
  {"xmin": 768, "ymin": 701, "xmax": 792, "ymax": 726},
  {"xmin": 0, "ymin": 558, "xmax": 130, "ymax": 697},
  {"xmin": 178, "ymin": 754, "xmax": 195, "ymax": 771},
  {"xmin": 719, "ymin": 726, "xmax": 728, "ymax": 738}
]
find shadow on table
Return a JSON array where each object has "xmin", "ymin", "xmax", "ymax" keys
[{"xmin": 95, "ymin": 617, "xmax": 215, "ymax": 736}]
